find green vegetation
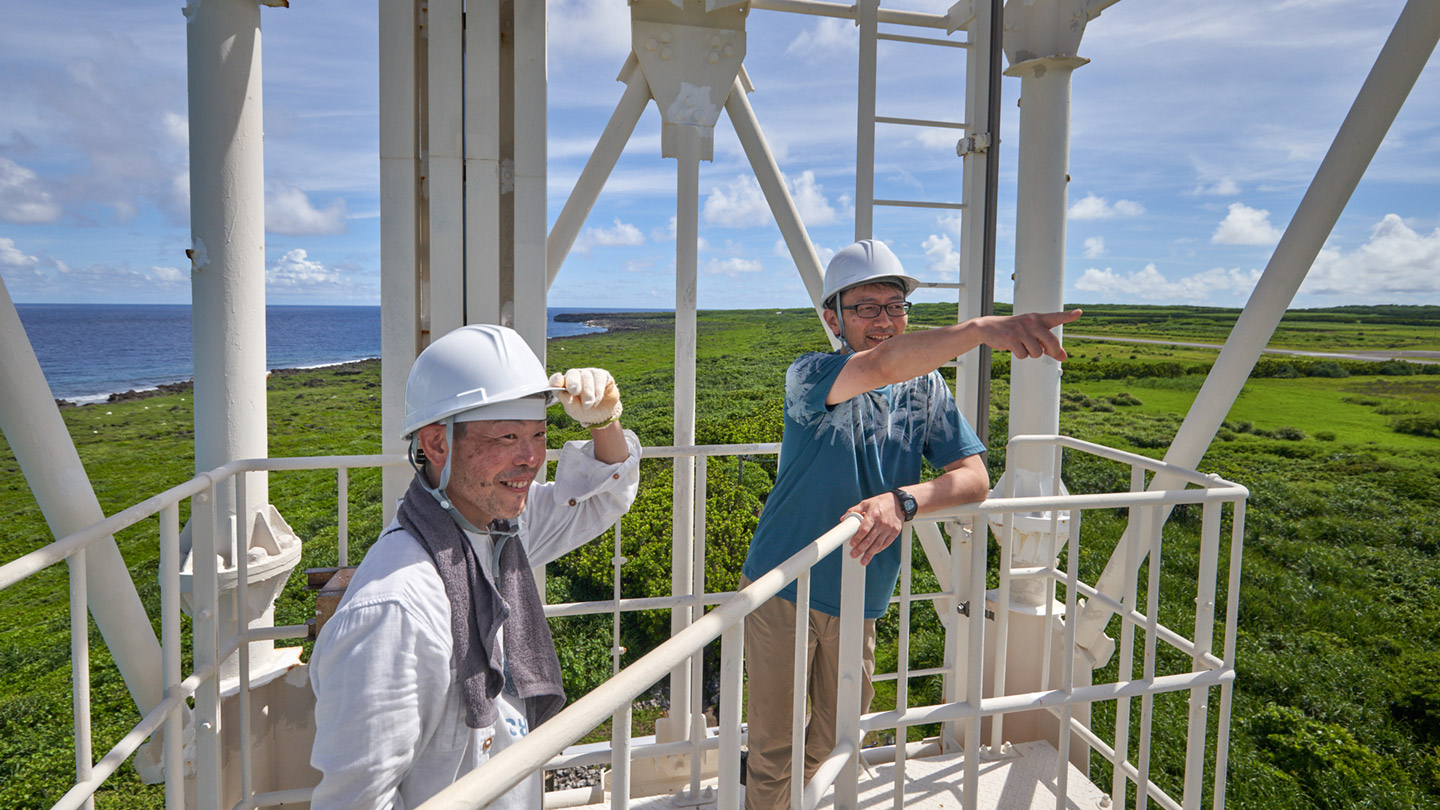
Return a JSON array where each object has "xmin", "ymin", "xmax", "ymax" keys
[{"xmin": 2, "ymin": 304, "xmax": 1439, "ymax": 807}]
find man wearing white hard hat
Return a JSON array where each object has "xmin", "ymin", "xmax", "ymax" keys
[
  {"xmin": 740, "ymin": 240, "xmax": 1081, "ymax": 810},
  {"xmin": 309, "ymin": 324, "xmax": 640, "ymax": 810}
]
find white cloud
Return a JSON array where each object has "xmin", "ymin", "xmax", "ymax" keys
[
  {"xmin": 1212, "ymin": 202, "xmax": 1283, "ymax": 245},
  {"xmin": 937, "ymin": 212, "xmax": 964, "ymax": 240},
  {"xmin": 703, "ymin": 172, "xmax": 844, "ymax": 229},
  {"xmin": 922, "ymin": 234, "xmax": 959, "ymax": 280},
  {"xmin": 0, "ymin": 237, "xmax": 42, "ymax": 268},
  {"xmin": 786, "ymin": 18, "xmax": 857, "ymax": 61},
  {"xmin": 1, "ymin": 237, "xmax": 187, "ymax": 300},
  {"xmin": 705, "ymin": 257, "xmax": 764, "ymax": 278},
  {"xmin": 266, "ymin": 183, "xmax": 348, "ymax": 236},
  {"xmin": 789, "ymin": 171, "xmax": 841, "ymax": 226},
  {"xmin": 1069, "ymin": 193, "xmax": 1146, "ymax": 220},
  {"xmin": 1074, "ymin": 263, "xmax": 1261, "ymax": 302},
  {"xmin": 0, "ymin": 158, "xmax": 63, "ymax": 224},
  {"xmin": 573, "ymin": 217, "xmax": 645, "ymax": 254},
  {"xmin": 150, "ymin": 265, "xmax": 185, "ymax": 283},
  {"xmin": 1083, "ymin": 236, "xmax": 1107, "ymax": 258},
  {"xmin": 267, "ymin": 248, "xmax": 338, "ymax": 288},
  {"xmin": 1302, "ymin": 214, "xmax": 1440, "ymax": 299},
  {"xmin": 1193, "ymin": 178, "xmax": 1240, "ymax": 196},
  {"xmin": 546, "ymin": 0, "xmax": 631, "ymax": 66},
  {"xmin": 703, "ymin": 176, "xmax": 770, "ymax": 228}
]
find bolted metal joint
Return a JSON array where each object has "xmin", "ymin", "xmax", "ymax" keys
[{"xmin": 957, "ymin": 131, "xmax": 993, "ymax": 157}]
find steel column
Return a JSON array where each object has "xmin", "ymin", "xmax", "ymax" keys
[{"xmin": 186, "ymin": 0, "xmax": 270, "ymax": 541}]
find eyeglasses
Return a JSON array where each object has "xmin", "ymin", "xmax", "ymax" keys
[{"xmin": 841, "ymin": 301, "xmax": 911, "ymax": 319}]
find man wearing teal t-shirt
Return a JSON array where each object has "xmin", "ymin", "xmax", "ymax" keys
[{"xmin": 740, "ymin": 240, "xmax": 1080, "ymax": 810}]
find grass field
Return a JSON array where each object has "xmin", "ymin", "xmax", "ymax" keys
[{"xmin": 2, "ymin": 304, "xmax": 1439, "ymax": 808}]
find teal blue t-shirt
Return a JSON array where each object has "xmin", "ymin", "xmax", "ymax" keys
[{"xmin": 741, "ymin": 351, "xmax": 985, "ymax": 619}]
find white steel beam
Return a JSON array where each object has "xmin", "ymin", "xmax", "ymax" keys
[
  {"xmin": 427, "ymin": 0, "xmax": 465, "ymax": 339},
  {"xmin": 1003, "ymin": 55, "xmax": 1086, "ymax": 477},
  {"xmin": 854, "ymin": 0, "xmax": 878, "ymax": 240},
  {"xmin": 670, "ymin": 123, "xmax": 703, "ymax": 741},
  {"xmin": 512, "ymin": 0, "xmax": 549, "ymax": 354},
  {"xmin": 379, "ymin": 0, "xmax": 421, "ymax": 519},
  {"xmin": 465, "ymin": 0, "xmax": 503, "ymax": 327},
  {"xmin": 547, "ymin": 57, "xmax": 652, "ymax": 290},
  {"xmin": 186, "ymin": 0, "xmax": 271, "ymax": 547},
  {"xmin": 1073, "ymin": 0, "xmax": 1440, "ymax": 658}
]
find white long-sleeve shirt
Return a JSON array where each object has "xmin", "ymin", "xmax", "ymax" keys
[{"xmin": 309, "ymin": 431, "xmax": 641, "ymax": 810}]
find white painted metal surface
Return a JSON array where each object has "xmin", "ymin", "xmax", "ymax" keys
[{"xmin": 185, "ymin": 0, "xmax": 272, "ymax": 540}]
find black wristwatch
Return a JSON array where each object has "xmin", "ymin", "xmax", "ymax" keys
[{"xmin": 892, "ymin": 488, "xmax": 918, "ymax": 522}]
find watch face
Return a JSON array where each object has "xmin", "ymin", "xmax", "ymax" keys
[{"xmin": 895, "ymin": 489, "xmax": 917, "ymax": 520}]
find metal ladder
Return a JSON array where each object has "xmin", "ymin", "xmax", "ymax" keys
[{"xmin": 852, "ymin": 0, "xmax": 999, "ymax": 432}]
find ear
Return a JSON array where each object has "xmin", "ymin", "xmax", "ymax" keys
[
  {"xmin": 821, "ymin": 307, "xmax": 841, "ymax": 338},
  {"xmin": 416, "ymin": 423, "xmax": 449, "ymax": 472}
]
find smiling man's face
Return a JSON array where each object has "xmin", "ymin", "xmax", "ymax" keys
[
  {"xmin": 825, "ymin": 281, "xmax": 909, "ymax": 352},
  {"xmin": 420, "ymin": 419, "xmax": 547, "ymax": 526}
]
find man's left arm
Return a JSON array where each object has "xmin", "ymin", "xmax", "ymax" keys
[{"xmin": 845, "ymin": 454, "xmax": 988, "ymax": 565}]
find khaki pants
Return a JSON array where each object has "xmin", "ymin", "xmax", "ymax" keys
[{"xmin": 742, "ymin": 577, "xmax": 876, "ymax": 810}]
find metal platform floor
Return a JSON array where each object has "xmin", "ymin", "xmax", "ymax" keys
[{"xmin": 568, "ymin": 740, "xmax": 1111, "ymax": 810}]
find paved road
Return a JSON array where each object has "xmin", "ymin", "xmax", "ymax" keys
[{"xmin": 1066, "ymin": 333, "xmax": 1440, "ymax": 365}]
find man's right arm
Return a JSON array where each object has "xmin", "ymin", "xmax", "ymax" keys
[{"xmin": 826, "ymin": 309, "xmax": 1082, "ymax": 405}]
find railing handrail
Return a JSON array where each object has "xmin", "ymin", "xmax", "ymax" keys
[{"xmin": 416, "ymin": 514, "xmax": 866, "ymax": 810}]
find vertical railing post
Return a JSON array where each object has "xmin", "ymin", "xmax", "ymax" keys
[
  {"xmin": 1214, "ymin": 500, "xmax": 1247, "ymax": 810},
  {"xmin": 1113, "ymin": 465, "xmax": 1146, "ymax": 801},
  {"xmin": 893, "ymin": 526, "xmax": 913, "ymax": 809},
  {"xmin": 835, "ymin": 551, "xmax": 867, "ymax": 810},
  {"xmin": 1182, "ymin": 499, "xmax": 1222, "ymax": 808},
  {"xmin": 236, "ymin": 473, "xmax": 254, "ymax": 806},
  {"xmin": 193, "ymin": 481, "xmax": 222, "ymax": 809},
  {"xmin": 611, "ymin": 702, "xmax": 632, "ymax": 810},
  {"xmin": 612, "ymin": 519, "xmax": 625, "ymax": 675},
  {"xmin": 68, "ymin": 547, "xmax": 93, "ymax": 810},
  {"xmin": 791, "ymin": 571, "xmax": 811, "ymax": 810},
  {"xmin": 161, "ymin": 504, "xmax": 185, "ymax": 810},
  {"xmin": 337, "ymin": 466, "xmax": 350, "ymax": 567},
  {"xmin": 686, "ymin": 455, "xmax": 710, "ymax": 799},
  {"xmin": 718, "ymin": 621, "xmax": 744, "ymax": 810},
  {"xmin": 1136, "ymin": 504, "xmax": 1165, "ymax": 810}
]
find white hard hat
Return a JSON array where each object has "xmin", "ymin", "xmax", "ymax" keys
[
  {"xmin": 400, "ymin": 324, "xmax": 559, "ymax": 440},
  {"xmin": 821, "ymin": 240, "xmax": 921, "ymax": 306}
]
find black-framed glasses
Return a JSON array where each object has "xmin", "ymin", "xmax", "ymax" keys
[{"xmin": 841, "ymin": 301, "xmax": 911, "ymax": 319}]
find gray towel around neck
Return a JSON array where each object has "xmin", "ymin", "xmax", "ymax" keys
[{"xmin": 394, "ymin": 474, "xmax": 566, "ymax": 730}]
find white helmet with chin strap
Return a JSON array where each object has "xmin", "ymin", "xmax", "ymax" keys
[
  {"xmin": 821, "ymin": 239, "xmax": 921, "ymax": 350},
  {"xmin": 402, "ymin": 324, "xmax": 560, "ymax": 532}
]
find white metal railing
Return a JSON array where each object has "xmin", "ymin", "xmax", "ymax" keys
[
  {"xmin": 417, "ymin": 433, "xmax": 1247, "ymax": 810},
  {"xmin": 4, "ymin": 434, "xmax": 1245, "ymax": 810}
]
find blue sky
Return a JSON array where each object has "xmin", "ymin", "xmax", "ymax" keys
[{"xmin": 1, "ymin": 0, "xmax": 1437, "ymax": 311}]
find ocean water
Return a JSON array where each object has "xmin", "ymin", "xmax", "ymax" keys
[{"xmin": 14, "ymin": 304, "xmax": 656, "ymax": 404}]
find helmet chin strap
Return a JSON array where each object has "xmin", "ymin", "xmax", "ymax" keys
[
  {"xmin": 832, "ymin": 298, "xmax": 855, "ymax": 353},
  {"xmin": 408, "ymin": 418, "xmax": 497, "ymax": 536}
]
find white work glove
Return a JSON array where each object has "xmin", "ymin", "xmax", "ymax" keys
[{"xmin": 549, "ymin": 368, "xmax": 623, "ymax": 428}]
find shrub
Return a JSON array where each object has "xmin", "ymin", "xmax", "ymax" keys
[
  {"xmin": 1272, "ymin": 426, "xmax": 1307, "ymax": 441},
  {"xmin": 1315, "ymin": 431, "xmax": 1337, "ymax": 442},
  {"xmin": 1392, "ymin": 413, "xmax": 1440, "ymax": 438},
  {"xmin": 1308, "ymin": 361, "xmax": 1350, "ymax": 378}
]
